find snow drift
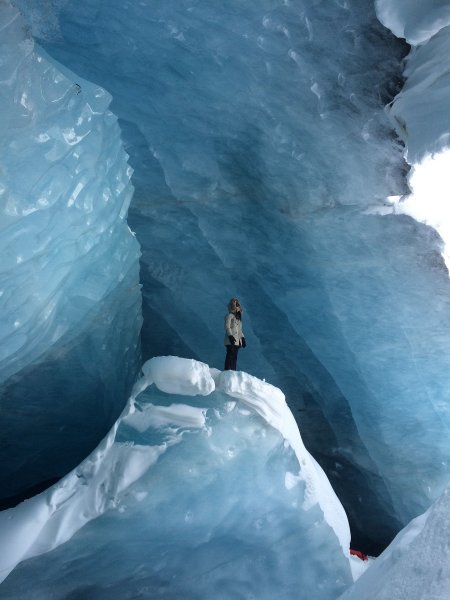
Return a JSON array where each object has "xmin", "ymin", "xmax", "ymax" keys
[{"xmin": 0, "ymin": 357, "xmax": 355, "ymax": 599}]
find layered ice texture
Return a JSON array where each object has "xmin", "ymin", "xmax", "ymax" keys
[
  {"xmin": 1, "ymin": 0, "xmax": 450, "ymax": 591},
  {"xmin": 0, "ymin": 3, "xmax": 142, "ymax": 504},
  {"xmin": 13, "ymin": 0, "xmax": 450, "ymax": 552},
  {"xmin": 0, "ymin": 357, "xmax": 355, "ymax": 599},
  {"xmin": 335, "ymin": 3, "xmax": 450, "ymax": 593}
]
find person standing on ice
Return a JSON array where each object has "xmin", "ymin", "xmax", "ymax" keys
[{"xmin": 224, "ymin": 298, "xmax": 246, "ymax": 370}]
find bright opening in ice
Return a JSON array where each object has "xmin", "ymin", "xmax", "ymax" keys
[{"xmin": 393, "ymin": 150, "xmax": 450, "ymax": 269}]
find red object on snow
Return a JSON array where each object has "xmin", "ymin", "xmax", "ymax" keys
[{"xmin": 350, "ymin": 549, "xmax": 368, "ymax": 561}]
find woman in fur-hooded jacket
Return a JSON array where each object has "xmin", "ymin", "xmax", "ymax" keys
[{"xmin": 224, "ymin": 297, "xmax": 246, "ymax": 371}]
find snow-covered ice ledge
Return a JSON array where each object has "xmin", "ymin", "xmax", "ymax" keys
[
  {"xmin": 375, "ymin": 0, "xmax": 450, "ymax": 270},
  {"xmin": 0, "ymin": 357, "xmax": 357, "ymax": 594}
]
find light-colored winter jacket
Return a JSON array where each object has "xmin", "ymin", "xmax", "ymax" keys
[{"xmin": 224, "ymin": 312, "xmax": 244, "ymax": 346}]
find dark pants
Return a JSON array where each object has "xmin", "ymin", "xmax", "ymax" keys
[{"xmin": 224, "ymin": 345, "xmax": 239, "ymax": 371}]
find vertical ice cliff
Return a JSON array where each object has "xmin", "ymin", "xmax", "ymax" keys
[
  {"xmin": 12, "ymin": 0, "xmax": 410, "ymax": 549},
  {"xmin": 340, "ymin": 5, "xmax": 450, "ymax": 595},
  {"xmin": 0, "ymin": 2, "xmax": 142, "ymax": 505}
]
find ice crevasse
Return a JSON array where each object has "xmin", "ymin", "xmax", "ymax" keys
[{"xmin": 0, "ymin": 356, "xmax": 357, "ymax": 599}]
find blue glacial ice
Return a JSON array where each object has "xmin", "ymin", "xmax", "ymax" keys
[
  {"xmin": 0, "ymin": 356, "xmax": 355, "ymax": 599},
  {"xmin": 0, "ymin": 2, "xmax": 142, "ymax": 504},
  {"xmin": 13, "ymin": 0, "xmax": 450, "ymax": 552},
  {"xmin": 337, "ymin": 3, "xmax": 450, "ymax": 592},
  {"xmin": 3, "ymin": 4, "xmax": 450, "ymax": 599}
]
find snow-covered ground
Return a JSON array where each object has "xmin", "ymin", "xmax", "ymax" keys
[{"xmin": 0, "ymin": 356, "xmax": 355, "ymax": 599}]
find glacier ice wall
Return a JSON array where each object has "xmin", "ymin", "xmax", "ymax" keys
[
  {"xmin": 0, "ymin": 357, "xmax": 354, "ymax": 599},
  {"xmin": 12, "ymin": 0, "xmax": 408, "ymax": 550},
  {"xmin": 11, "ymin": 0, "xmax": 450, "ymax": 553},
  {"xmin": 0, "ymin": 3, "xmax": 142, "ymax": 505}
]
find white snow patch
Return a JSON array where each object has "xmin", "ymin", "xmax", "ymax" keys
[
  {"xmin": 0, "ymin": 357, "xmax": 351, "ymax": 584},
  {"xmin": 217, "ymin": 369, "xmax": 351, "ymax": 556},
  {"xmin": 141, "ymin": 356, "xmax": 215, "ymax": 396},
  {"xmin": 124, "ymin": 402, "xmax": 206, "ymax": 432}
]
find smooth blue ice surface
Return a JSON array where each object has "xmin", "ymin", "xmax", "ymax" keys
[
  {"xmin": 0, "ymin": 3, "xmax": 142, "ymax": 504},
  {"xmin": 14, "ymin": 0, "xmax": 450, "ymax": 551},
  {"xmin": 0, "ymin": 357, "xmax": 354, "ymax": 599}
]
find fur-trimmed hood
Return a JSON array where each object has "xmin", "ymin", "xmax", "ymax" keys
[{"xmin": 227, "ymin": 297, "xmax": 243, "ymax": 314}]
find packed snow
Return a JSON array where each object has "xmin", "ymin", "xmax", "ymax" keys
[{"xmin": 0, "ymin": 356, "xmax": 355, "ymax": 599}]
